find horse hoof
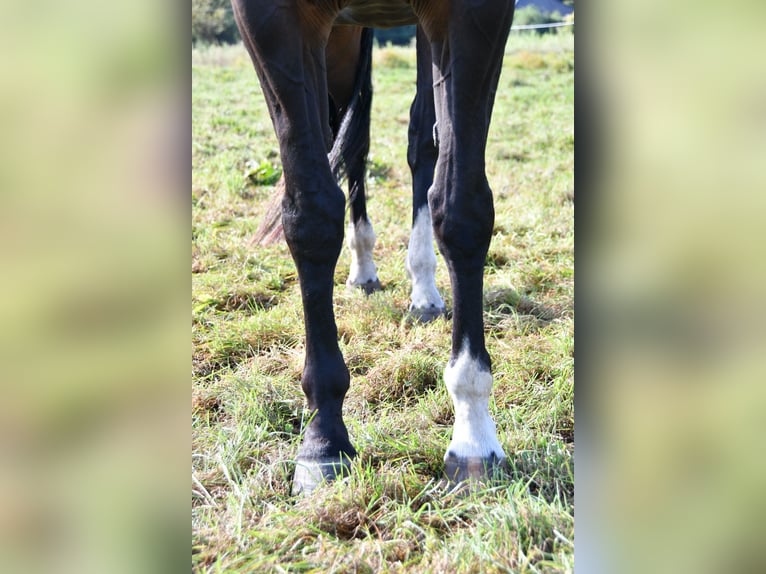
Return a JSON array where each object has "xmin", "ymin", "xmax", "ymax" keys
[
  {"xmin": 443, "ymin": 452, "xmax": 509, "ymax": 484},
  {"xmin": 408, "ymin": 303, "xmax": 446, "ymax": 323},
  {"xmin": 348, "ymin": 278, "xmax": 382, "ymax": 295},
  {"xmin": 292, "ymin": 457, "xmax": 352, "ymax": 495}
]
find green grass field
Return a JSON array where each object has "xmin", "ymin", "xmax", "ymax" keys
[{"xmin": 193, "ymin": 32, "xmax": 574, "ymax": 573}]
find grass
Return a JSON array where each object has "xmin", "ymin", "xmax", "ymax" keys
[{"xmin": 193, "ymin": 31, "xmax": 573, "ymax": 573}]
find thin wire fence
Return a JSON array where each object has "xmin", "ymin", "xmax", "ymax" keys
[
  {"xmin": 511, "ymin": 21, "xmax": 574, "ymax": 31},
  {"xmin": 511, "ymin": 0, "xmax": 574, "ymax": 32}
]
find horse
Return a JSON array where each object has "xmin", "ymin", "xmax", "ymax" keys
[{"xmin": 231, "ymin": 0, "xmax": 516, "ymax": 494}]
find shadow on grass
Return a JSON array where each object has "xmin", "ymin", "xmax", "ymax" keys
[{"xmin": 485, "ymin": 287, "xmax": 557, "ymax": 322}]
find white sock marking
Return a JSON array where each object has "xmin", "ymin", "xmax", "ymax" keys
[
  {"xmin": 346, "ymin": 218, "xmax": 379, "ymax": 286},
  {"xmin": 406, "ymin": 206, "xmax": 444, "ymax": 311},
  {"xmin": 444, "ymin": 340, "xmax": 506, "ymax": 460}
]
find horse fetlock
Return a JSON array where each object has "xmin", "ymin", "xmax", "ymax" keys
[
  {"xmin": 407, "ymin": 276, "xmax": 445, "ymax": 322},
  {"xmin": 298, "ymin": 409, "xmax": 356, "ymax": 458},
  {"xmin": 346, "ymin": 219, "xmax": 380, "ymax": 290}
]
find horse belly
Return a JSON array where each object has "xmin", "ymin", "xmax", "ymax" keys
[{"xmin": 335, "ymin": 0, "xmax": 418, "ymax": 28}]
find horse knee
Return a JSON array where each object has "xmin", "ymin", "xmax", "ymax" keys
[
  {"xmin": 281, "ymin": 179, "xmax": 346, "ymax": 266},
  {"xmin": 428, "ymin": 176, "xmax": 494, "ymax": 267}
]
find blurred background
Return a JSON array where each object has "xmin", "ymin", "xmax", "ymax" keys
[
  {"xmin": 580, "ymin": 1, "xmax": 766, "ymax": 572},
  {"xmin": 1, "ymin": 0, "xmax": 765, "ymax": 572},
  {"xmin": 0, "ymin": 2, "xmax": 187, "ymax": 573}
]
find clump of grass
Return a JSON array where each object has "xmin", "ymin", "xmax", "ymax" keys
[
  {"xmin": 509, "ymin": 50, "xmax": 547, "ymax": 70},
  {"xmin": 194, "ymin": 309, "xmax": 302, "ymax": 379},
  {"xmin": 192, "ymin": 388, "xmax": 223, "ymax": 419},
  {"xmin": 363, "ymin": 350, "xmax": 442, "ymax": 406},
  {"xmin": 485, "ymin": 287, "xmax": 556, "ymax": 321},
  {"xmin": 415, "ymin": 388, "xmax": 454, "ymax": 426},
  {"xmin": 506, "ymin": 441, "xmax": 574, "ymax": 504},
  {"xmin": 209, "ymin": 288, "xmax": 278, "ymax": 314},
  {"xmin": 374, "ymin": 47, "xmax": 415, "ymax": 69},
  {"xmin": 505, "ymin": 48, "xmax": 573, "ymax": 73}
]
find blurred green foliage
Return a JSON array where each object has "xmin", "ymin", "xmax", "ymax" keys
[
  {"xmin": 245, "ymin": 159, "xmax": 282, "ymax": 186},
  {"xmin": 192, "ymin": 0, "xmax": 239, "ymax": 45}
]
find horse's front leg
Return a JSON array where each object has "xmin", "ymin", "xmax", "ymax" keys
[
  {"xmin": 232, "ymin": 1, "xmax": 354, "ymax": 494},
  {"xmin": 423, "ymin": 0, "xmax": 515, "ymax": 481}
]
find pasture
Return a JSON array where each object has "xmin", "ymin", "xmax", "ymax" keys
[{"xmin": 193, "ymin": 32, "xmax": 574, "ymax": 573}]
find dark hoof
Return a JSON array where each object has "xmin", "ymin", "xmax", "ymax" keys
[
  {"xmin": 408, "ymin": 304, "xmax": 446, "ymax": 323},
  {"xmin": 348, "ymin": 278, "xmax": 382, "ymax": 295},
  {"xmin": 292, "ymin": 457, "xmax": 352, "ymax": 495},
  {"xmin": 444, "ymin": 453, "xmax": 509, "ymax": 484}
]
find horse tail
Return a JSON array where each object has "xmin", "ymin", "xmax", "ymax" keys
[{"xmin": 328, "ymin": 27, "xmax": 373, "ymax": 183}]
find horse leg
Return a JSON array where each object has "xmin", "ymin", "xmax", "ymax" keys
[
  {"xmin": 232, "ymin": 2, "xmax": 355, "ymax": 494},
  {"xmin": 326, "ymin": 27, "xmax": 381, "ymax": 294},
  {"xmin": 406, "ymin": 25, "xmax": 446, "ymax": 322},
  {"xmin": 422, "ymin": 0, "xmax": 515, "ymax": 481}
]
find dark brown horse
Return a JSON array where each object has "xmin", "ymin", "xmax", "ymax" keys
[{"xmin": 231, "ymin": 0, "xmax": 515, "ymax": 493}]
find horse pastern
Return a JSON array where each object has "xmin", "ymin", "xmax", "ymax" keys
[{"xmin": 292, "ymin": 456, "xmax": 354, "ymax": 495}]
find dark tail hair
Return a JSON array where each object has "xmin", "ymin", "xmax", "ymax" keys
[{"xmin": 328, "ymin": 27, "xmax": 373, "ymax": 183}]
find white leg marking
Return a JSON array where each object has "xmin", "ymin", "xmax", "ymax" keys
[
  {"xmin": 406, "ymin": 206, "xmax": 445, "ymax": 312},
  {"xmin": 444, "ymin": 340, "xmax": 506, "ymax": 460},
  {"xmin": 346, "ymin": 218, "xmax": 379, "ymax": 286}
]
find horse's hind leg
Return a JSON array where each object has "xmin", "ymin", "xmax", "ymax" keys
[
  {"xmin": 406, "ymin": 25, "xmax": 446, "ymax": 322},
  {"xmin": 423, "ymin": 1, "xmax": 515, "ymax": 481},
  {"xmin": 327, "ymin": 27, "xmax": 381, "ymax": 294},
  {"xmin": 232, "ymin": 1, "xmax": 355, "ymax": 493}
]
